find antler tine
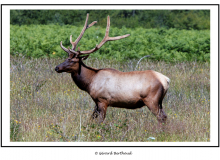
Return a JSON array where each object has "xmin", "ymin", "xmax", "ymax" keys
[
  {"xmin": 96, "ymin": 15, "xmax": 110, "ymax": 48},
  {"xmin": 88, "ymin": 21, "xmax": 97, "ymax": 28},
  {"xmin": 70, "ymin": 13, "xmax": 97, "ymax": 50},
  {"xmin": 79, "ymin": 15, "xmax": 130, "ymax": 55},
  {"xmin": 105, "ymin": 15, "xmax": 110, "ymax": 38},
  {"xmin": 60, "ymin": 41, "xmax": 75, "ymax": 56}
]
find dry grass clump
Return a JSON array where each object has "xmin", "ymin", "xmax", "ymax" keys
[{"xmin": 10, "ymin": 56, "xmax": 210, "ymax": 142}]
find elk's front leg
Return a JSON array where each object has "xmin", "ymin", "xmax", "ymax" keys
[
  {"xmin": 91, "ymin": 105, "xmax": 99, "ymax": 119},
  {"xmin": 96, "ymin": 102, "xmax": 108, "ymax": 123},
  {"xmin": 91, "ymin": 103, "xmax": 108, "ymax": 123}
]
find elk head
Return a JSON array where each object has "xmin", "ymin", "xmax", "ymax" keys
[{"xmin": 55, "ymin": 13, "xmax": 130, "ymax": 74}]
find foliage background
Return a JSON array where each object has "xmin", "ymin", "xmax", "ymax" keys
[
  {"xmin": 11, "ymin": 10, "xmax": 210, "ymax": 30},
  {"xmin": 10, "ymin": 10, "xmax": 210, "ymax": 62}
]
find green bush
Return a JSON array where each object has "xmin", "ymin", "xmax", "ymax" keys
[{"xmin": 10, "ymin": 25, "xmax": 210, "ymax": 62}]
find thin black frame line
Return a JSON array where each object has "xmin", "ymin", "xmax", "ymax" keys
[
  {"xmin": 1, "ymin": 3, "xmax": 3, "ymax": 148},
  {"xmin": 1, "ymin": 145, "xmax": 219, "ymax": 147},
  {"xmin": 217, "ymin": 3, "xmax": 220, "ymax": 148},
  {"xmin": 1, "ymin": 4, "xmax": 220, "ymax": 6}
]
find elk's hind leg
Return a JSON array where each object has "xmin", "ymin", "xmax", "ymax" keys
[
  {"xmin": 143, "ymin": 99, "xmax": 167, "ymax": 123},
  {"xmin": 143, "ymin": 88, "xmax": 167, "ymax": 124},
  {"xmin": 157, "ymin": 101, "xmax": 167, "ymax": 123}
]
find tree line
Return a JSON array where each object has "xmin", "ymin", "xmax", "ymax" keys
[{"xmin": 10, "ymin": 10, "xmax": 210, "ymax": 30}]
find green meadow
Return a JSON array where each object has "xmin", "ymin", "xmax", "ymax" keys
[{"xmin": 10, "ymin": 56, "xmax": 210, "ymax": 142}]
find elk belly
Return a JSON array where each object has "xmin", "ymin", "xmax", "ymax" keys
[
  {"xmin": 106, "ymin": 84, "xmax": 144, "ymax": 108},
  {"xmin": 109, "ymin": 98, "xmax": 145, "ymax": 109}
]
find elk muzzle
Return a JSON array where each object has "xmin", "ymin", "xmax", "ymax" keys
[
  {"xmin": 55, "ymin": 61, "xmax": 75, "ymax": 73},
  {"xmin": 55, "ymin": 64, "xmax": 65, "ymax": 73},
  {"xmin": 55, "ymin": 66, "xmax": 59, "ymax": 72},
  {"xmin": 55, "ymin": 60, "xmax": 68, "ymax": 73}
]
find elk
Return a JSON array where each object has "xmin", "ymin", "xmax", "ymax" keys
[{"xmin": 55, "ymin": 14, "xmax": 170, "ymax": 124}]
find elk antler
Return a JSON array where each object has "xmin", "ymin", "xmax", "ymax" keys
[
  {"xmin": 72, "ymin": 15, "xmax": 130, "ymax": 55},
  {"xmin": 60, "ymin": 41, "xmax": 75, "ymax": 55},
  {"xmin": 60, "ymin": 13, "xmax": 97, "ymax": 56},
  {"xmin": 60, "ymin": 14, "xmax": 130, "ymax": 57},
  {"xmin": 70, "ymin": 13, "xmax": 97, "ymax": 51}
]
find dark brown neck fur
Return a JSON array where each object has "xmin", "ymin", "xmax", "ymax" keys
[{"xmin": 71, "ymin": 61, "xmax": 98, "ymax": 93}]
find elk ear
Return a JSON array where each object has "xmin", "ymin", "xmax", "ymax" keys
[{"xmin": 81, "ymin": 55, "xmax": 90, "ymax": 60}]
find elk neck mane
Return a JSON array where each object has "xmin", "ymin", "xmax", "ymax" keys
[
  {"xmin": 71, "ymin": 60, "xmax": 99, "ymax": 92},
  {"xmin": 71, "ymin": 60, "xmax": 121, "ymax": 92}
]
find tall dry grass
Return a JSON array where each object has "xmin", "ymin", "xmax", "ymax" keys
[{"xmin": 10, "ymin": 56, "xmax": 210, "ymax": 142}]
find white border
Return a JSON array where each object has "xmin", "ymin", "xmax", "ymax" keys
[{"xmin": 2, "ymin": 4, "xmax": 219, "ymax": 147}]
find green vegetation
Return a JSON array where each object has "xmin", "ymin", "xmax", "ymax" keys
[
  {"xmin": 10, "ymin": 56, "xmax": 210, "ymax": 142},
  {"xmin": 10, "ymin": 25, "xmax": 210, "ymax": 62},
  {"xmin": 10, "ymin": 10, "xmax": 210, "ymax": 30}
]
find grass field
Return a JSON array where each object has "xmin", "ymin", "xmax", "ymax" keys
[{"xmin": 10, "ymin": 56, "xmax": 210, "ymax": 142}]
